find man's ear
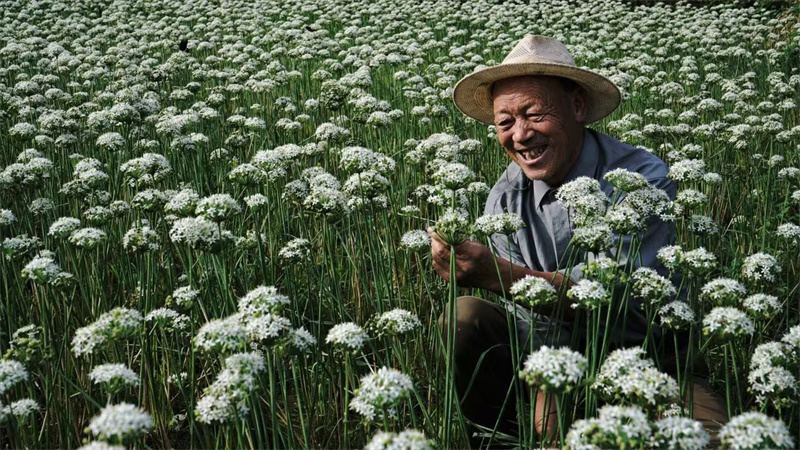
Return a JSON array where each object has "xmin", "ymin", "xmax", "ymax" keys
[{"xmin": 572, "ymin": 88, "xmax": 588, "ymax": 123}]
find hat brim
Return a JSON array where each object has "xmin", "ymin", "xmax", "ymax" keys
[{"xmin": 452, "ymin": 62, "xmax": 621, "ymax": 124}]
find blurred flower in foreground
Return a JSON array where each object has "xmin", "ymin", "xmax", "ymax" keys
[
  {"xmin": 365, "ymin": 429, "xmax": 433, "ymax": 450},
  {"xmin": 650, "ymin": 416, "xmax": 709, "ymax": 450},
  {"xmin": 86, "ymin": 403, "xmax": 153, "ymax": 444},
  {"xmin": 566, "ymin": 405, "xmax": 651, "ymax": 449},
  {"xmin": 718, "ymin": 411, "xmax": 793, "ymax": 449}
]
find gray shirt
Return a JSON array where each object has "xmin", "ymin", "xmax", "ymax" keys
[{"xmin": 484, "ymin": 128, "xmax": 676, "ymax": 346}]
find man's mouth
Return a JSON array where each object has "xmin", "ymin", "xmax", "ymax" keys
[{"xmin": 517, "ymin": 145, "xmax": 547, "ymax": 162}]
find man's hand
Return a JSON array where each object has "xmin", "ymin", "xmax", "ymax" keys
[{"xmin": 428, "ymin": 228, "xmax": 496, "ymax": 289}]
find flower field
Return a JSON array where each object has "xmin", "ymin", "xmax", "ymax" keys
[{"xmin": 0, "ymin": 0, "xmax": 799, "ymax": 448}]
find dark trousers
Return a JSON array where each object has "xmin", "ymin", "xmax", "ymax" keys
[
  {"xmin": 439, "ymin": 296, "xmax": 728, "ymax": 446},
  {"xmin": 439, "ymin": 296, "xmax": 521, "ymax": 440}
]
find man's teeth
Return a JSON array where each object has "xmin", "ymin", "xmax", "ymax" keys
[{"xmin": 520, "ymin": 146, "xmax": 546, "ymax": 160}]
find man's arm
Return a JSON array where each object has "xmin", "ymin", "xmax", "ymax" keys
[{"xmin": 428, "ymin": 229, "xmax": 575, "ymax": 318}]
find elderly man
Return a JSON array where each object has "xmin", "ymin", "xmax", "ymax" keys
[{"xmin": 429, "ymin": 35, "xmax": 726, "ymax": 445}]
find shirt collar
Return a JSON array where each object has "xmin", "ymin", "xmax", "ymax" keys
[{"xmin": 532, "ymin": 129, "xmax": 598, "ymax": 209}]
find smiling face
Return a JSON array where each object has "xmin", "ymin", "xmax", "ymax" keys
[{"xmin": 492, "ymin": 76, "xmax": 587, "ymax": 185}]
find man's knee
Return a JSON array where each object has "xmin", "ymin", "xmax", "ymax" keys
[
  {"xmin": 439, "ymin": 296, "xmax": 503, "ymax": 328},
  {"xmin": 438, "ymin": 296, "xmax": 508, "ymax": 348}
]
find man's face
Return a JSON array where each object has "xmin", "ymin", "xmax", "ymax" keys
[{"xmin": 492, "ymin": 76, "xmax": 587, "ymax": 185}]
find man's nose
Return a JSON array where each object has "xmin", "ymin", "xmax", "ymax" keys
[{"xmin": 512, "ymin": 122, "xmax": 534, "ymax": 146}]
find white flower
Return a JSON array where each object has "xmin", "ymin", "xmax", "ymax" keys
[
  {"xmin": 78, "ymin": 442, "xmax": 126, "ymax": 450},
  {"xmin": 286, "ymin": 327, "xmax": 317, "ymax": 353},
  {"xmin": 48, "ymin": 217, "xmax": 81, "ymax": 238},
  {"xmin": 169, "ymin": 286, "xmax": 199, "ymax": 310},
  {"xmin": 604, "ymin": 168, "xmax": 649, "ymax": 192},
  {"xmin": 68, "ymin": 227, "xmax": 107, "ymax": 249},
  {"xmin": 473, "ymin": 213, "xmax": 525, "ymax": 236},
  {"xmin": 278, "ymin": 238, "xmax": 311, "ymax": 262},
  {"xmin": 668, "ymin": 159, "xmax": 705, "ymax": 182},
  {"xmin": 195, "ymin": 193, "xmax": 241, "ymax": 222},
  {"xmin": 699, "ymin": 278, "xmax": 747, "ymax": 307},
  {"xmin": 89, "ymin": 363, "xmax": 140, "ymax": 388},
  {"xmin": 164, "ymin": 189, "xmax": 199, "ymax": 216},
  {"xmin": 6, "ymin": 398, "xmax": 39, "ymax": 418},
  {"xmin": 87, "ymin": 403, "xmax": 153, "ymax": 443},
  {"xmin": 593, "ymin": 347, "xmax": 678, "ymax": 408},
  {"xmin": 748, "ymin": 364, "xmax": 797, "ymax": 407},
  {"xmin": 374, "ymin": 309, "xmax": 422, "ymax": 335},
  {"xmin": 650, "ymin": 416, "xmax": 709, "ymax": 450},
  {"xmin": 244, "ymin": 314, "xmax": 292, "ymax": 344},
  {"xmin": 244, "ymin": 193, "xmax": 269, "ymax": 209},
  {"xmin": 119, "ymin": 153, "xmax": 171, "ymax": 187},
  {"xmin": 195, "ymin": 352, "xmax": 266, "ymax": 424},
  {"xmin": 604, "ymin": 204, "xmax": 644, "ymax": 234},
  {"xmin": 350, "ymin": 367, "xmax": 413, "ymax": 422},
  {"xmin": 742, "ymin": 294, "xmax": 781, "ymax": 320},
  {"xmin": 680, "ymin": 247, "xmax": 717, "ymax": 274},
  {"xmin": 145, "ymin": 308, "xmax": 190, "ymax": 331},
  {"xmin": 510, "ymin": 275, "xmax": 557, "ymax": 307},
  {"xmin": 623, "ymin": 186, "xmax": 670, "ymax": 219},
  {"xmin": 238, "ymin": 285, "xmax": 290, "ymax": 316},
  {"xmin": 169, "ymin": 216, "xmax": 232, "ymax": 251},
  {"xmin": 718, "ymin": 412, "xmax": 794, "ymax": 449},
  {"xmin": 751, "ymin": 342, "xmax": 792, "ymax": 373},
  {"xmin": 95, "ymin": 132, "xmax": 125, "ymax": 151},
  {"xmin": 656, "ymin": 245, "xmax": 683, "ymax": 271},
  {"xmin": 702, "ymin": 307, "xmax": 755, "ymax": 340},
  {"xmin": 675, "ymin": 189, "xmax": 708, "ymax": 208},
  {"xmin": 631, "ymin": 267, "xmax": 676, "ymax": 305},
  {"xmin": 0, "ymin": 359, "xmax": 29, "ymax": 395},
  {"xmin": 776, "ymin": 223, "xmax": 800, "ymax": 245},
  {"xmin": 519, "ymin": 346, "xmax": 587, "ymax": 393},
  {"xmin": 0, "ymin": 209, "xmax": 16, "ymax": 226},
  {"xmin": 400, "ymin": 230, "xmax": 431, "ymax": 251},
  {"xmin": 432, "ymin": 162, "xmax": 476, "ymax": 189},
  {"xmin": 566, "ymin": 405, "xmax": 651, "ymax": 449},
  {"xmin": 340, "ymin": 146, "xmax": 395, "ymax": 174},
  {"xmin": 365, "ymin": 429, "xmax": 433, "ymax": 450},
  {"xmin": 571, "ymin": 223, "xmax": 614, "ymax": 252},
  {"xmin": 326, "ymin": 322, "xmax": 368, "ymax": 351},
  {"xmin": 72, "ymin": 308, "xmax": 143, "ymax": 357},
  {"xmin": 689, "ymin": 215, "xmax": 718, "ymax": 235},
  {"xmin": 568, "ymin": 279, "xmax": 609, "ymax": 310},
  {"xmin": 658, "ymin": 301, "xmax": 695, "ymax": 330},
  {"xmin": 741, "ymin": 252, "xmax": 781, "ymax": 283},
  {"xmin": 556, "ymin": 176, "xmax": 602, "ymax": 209},
  {"xmin": 123, "ymin": 225, "xmax": 160, "ymax": 253},
  {"xmin": 194, "ymin": 316, "xmax": 248, "ymax": 354}
]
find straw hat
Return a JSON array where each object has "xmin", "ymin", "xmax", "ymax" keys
[{"xmin": 453, "ymin": 35, "xmax": 621, "ymax": 124}]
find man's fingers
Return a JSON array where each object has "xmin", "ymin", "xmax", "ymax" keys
[{"xmin": 427, "ymin": 227, "xmax": 446, "ymax": 244}]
